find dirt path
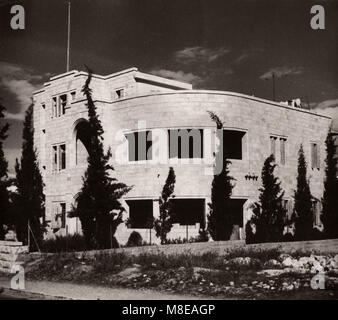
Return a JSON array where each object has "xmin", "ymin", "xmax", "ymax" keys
[{"xmin": 0, "ymin": 276, "xmax": 213, "ymax": 300}]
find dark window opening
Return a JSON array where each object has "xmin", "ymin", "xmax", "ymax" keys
[
  {"xmin": 52, "ymin": 97, "xmax": 57, "ymax": 117},
  {"xmin": 280, "ymin": 138, "xmax": 287, "ymax": 165},
  {"xmin": 71, "ymin": 91, "xmax": 76, "ymax": 101},
  {"xmin": 52, "ymin": 145, "xmax": 58, "ymax": 171},
  {"xmin": 59, "ymin": 144, "xmax": 66, "ymax": 170},
  {"xmin": 116, "ymin": 89, "xmax": 124, "ymax": 99},
  {"xmin": 170, "ymin": 199, "xmax": 205, "ymax": 228},
  {"xmin": 223, "ymin": 130, "xmax": 245, "ymax": 160},
  {"xmin": 126, "ymin": 200, "xmax": 153, "ymax": 228},
  {"xmin": 169, "ymin": 129, "xmax": 203, "ymax": 159},
  {"xmin": 60, "ymin": 202, "xmax": 66, "ymax": 228},
  {"xmin": 125, "ymin": 131, "xmax": 152, "ymax": 161},
  {"xmin": 311, "ymin": 143, "xmax": 320, "ymax": 169},
  {"xmin": 59, "ymin": 94, "xmax": 67, "ymax": 115}
]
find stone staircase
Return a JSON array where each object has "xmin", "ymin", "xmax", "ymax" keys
[{"xmin": 0, "ymin": 241, "xmax": 29, "ymax": 273}]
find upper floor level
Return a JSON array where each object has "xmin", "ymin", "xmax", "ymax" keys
[{"xmin": 33, "ymin": 67, "xmax": 192, "ymax": 116}]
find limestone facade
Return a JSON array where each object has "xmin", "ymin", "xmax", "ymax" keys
[{"xmin": 32, "ymin": 68, "xmax": 332, "ymax": 244}]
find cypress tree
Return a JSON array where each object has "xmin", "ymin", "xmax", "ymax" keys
[
  {"xmin": 293, "ymin": 144, "xmax": 313, "ymax": 240},
  {"xmin": 14, "ymin": 104, "xmax": 45, "ymax": 248},
  {"xmin": 321, "ymin": 129, "xmax": 338, "ymax": 238},
  {"xmin": 251, "ymin": 154, "xmax": 286, "ymax": 243},
  {"xmin": 154, "ymin": 167, "xmax": 176, "ymax": 244},
  {"xmin": 207, "ymin": 111, "xmax": 234, "ymax": 240},
  {"xmin": 0, "ymin": 103, "xmax": 10, "ymax": 239},
  {"xmin": 69, "ymin": 68, "xmax": 131, "ymax": 249}
]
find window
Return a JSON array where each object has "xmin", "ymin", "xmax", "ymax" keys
[
  {"xmin": 170, "ymin": 199, "xmax": 205, "ymax": 228},
  {"xmin": 280, "ymin": 138, "xmax": 287, "ymax": 165},
  {"xmin": 70, "ymin": 91, "xmax": 76, "ymax": 101},
  {"xmin": 169, "ymin": 129, "xmax": 203, "ymax": 159},
  {"xmin": 52, "ymin": 143, "xmax": 66, "ymax": 172},
  {"xmin": 41, "ymin": 103, "xmax": 45, "ymax": 109},
  {"xmin": 223, "ymin": 130, "xmax": 245, "ymax": 160},
  {"xmin": 59, "ymin": 144, "xmax": 66, "ymax": 170},
  {"xmin": 270, "ymin": 136, "xmax": 277, "ymax": 157},
  {"xmin": 115, "ymin": 88, "xmax": 125, "ymax": 100},
  {"xmin": 52, "ymin": 97, "xmax": 57, "ymax": 117},
  {"xmin": 60, "ymin": 203, "xmax": 66, "ymax": 228},
  {"xmin": 312, "ymin": 200, "xmax": 322, "ymax": 227},
  {"xmin": 126, "ymin": 200, "xmax": 153, "ymax": 228},
  {"xmin": 311, "ymin": 143, "xmax": 320, "ymax": 169},
  {"xmin": 125, "ymin": 131, "xmax": 152, "ymax": 161},
  {"xmin": 52, "ymin": 202, "xmax": 66, "ymax": 229},
  {"xmin": 52, "ymin": 94, "xmax": 69, "ymax": 117},
  {"xmin": 59, "ymin": 94, "xmax": 67, "ymax": 115},
  {"xmin": 52, "ymin": 145, "xmax": 58, "ymax": 171},
  {"xmin": 282, "ymin": 199, "xmax": 293, "ymax": 220}
]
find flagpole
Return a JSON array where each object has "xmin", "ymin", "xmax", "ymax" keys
[
  {"xmin": 66, "ymin": 0, "xmax": 71, "ymax": 72},
  {"xmin": 272, "ymin": 72, "xmax": 276, "ymax": 101}
]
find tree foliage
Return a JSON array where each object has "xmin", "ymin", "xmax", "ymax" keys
[
  {"xmin": 321, "ymin": 129, "xmax": 338, "ymax": 238},
  {"xmin": 69, "ymin": 68, "xmax": 131, "ymax": 249},
  {"xmin": 207, "ymin": 111, "xmax": 235, "ymax": 240},
  {"xmin": 14, "ymin": 104, "xmax": 45, "ymax": 248},
  {"xmin": 293, "ymin": 144, "xmax": 313, "ymax": 240},
  {"xmin": 0, "ymin": 102, "xmax": 10, "ymax": 239},
  {"xmin": 250, "ymin": 154, "xmax": 286, "ymax": 243},
  {"xmin": 154, "ymin": 167, "xmax": 176, "ymax": 244}
]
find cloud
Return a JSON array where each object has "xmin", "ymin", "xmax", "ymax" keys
[
  {"xmin": 313, "ymin": 99, "xmax": 338, "ymax": 110},
  {"xmin": 0, "ymin": 61, "xmax": 45, "ymax": 120},
  {"xmin": 260, "ymin": 66, "xmax": 303, "ymax": 80},
  {"xmin": 234, "ymin": 53, "xmax": 249, "ymax": 64},
  {"xmin": 311, "ymin": 99, "xmax": 338, "ymax": 132},
  {"xmin": 150, "ymin": 69, "xmax": 202, "ymax": 86},
  {"xmin": 174, "ymin": 46, "xmax": 230, "ymax": 64}
]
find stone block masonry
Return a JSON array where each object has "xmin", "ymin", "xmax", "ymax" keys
[{"xmin": 32, "ymin": 68, "xmax": 332, "ymax": 244}]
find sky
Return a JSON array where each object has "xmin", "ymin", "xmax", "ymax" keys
[{"xmin": 0, "ymin": 0, "xmax": 337, "ymax": 174}]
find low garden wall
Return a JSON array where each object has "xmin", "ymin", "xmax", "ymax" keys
[
  {"xmin": 0, "ymin": 241, "xmax": 29, "ymax": 273},
  {"xmin": 32, "ymin": 238, "xmax": 338, "ymax": 258}
]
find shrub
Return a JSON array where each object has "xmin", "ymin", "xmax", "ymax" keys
[
  {"xmin": 126, "ymin": 231, "xmax": 143, "ymax": 247},
  {"xmin": 282, "ymin": 232, "xmax": 294, "ymax": 242},
  {"xmin": 196, "ymin": 228, "xmax": 209, "ymax": 242},
  {"xmin": 251, "ymin": 155, "xmax": 286, "ymax": 243},
  {"xmin": 245, "ymin": 220, "xmax": 255, "ymax": 244},
  {"xmin": 41, "ymin": 234, "xmax": 86, "ymax": 253},
  {"xmin": 311, "ymin": 228, "xmax": 324, "ymax": 240}
]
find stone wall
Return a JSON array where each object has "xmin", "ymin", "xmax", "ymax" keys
[
  {"xmin": 0, "ymin": 241, "xmax": 29, "ymax": 273},
  {"xmin": 63, "ymin": 239, "xmax": 338, "ymax": 258}
]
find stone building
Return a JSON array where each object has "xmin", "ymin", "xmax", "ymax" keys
[{"xmin": 32, "ymin": 68, "xmax": 332, "ymax": 244}]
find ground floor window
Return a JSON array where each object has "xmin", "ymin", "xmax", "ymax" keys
[
  {"xmin": 312, "ymin": 200, "xmax": 322, "ymax": 227},
  {"xmin": 170, "ymin": 198, "xmax": 205, "ymax": 228},
  {"xmin": 51, "ymin": 202, "xmax": 66, "ymax": 229},
  {"xmin": 126, "ymin": 199, "xmax": 153, "ymax": 228}
]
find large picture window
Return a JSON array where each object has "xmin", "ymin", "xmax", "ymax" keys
[
  {"xmin": 126, "ymin": 200, "xmax": 153, "ymax": 228},
  {"xmin": 168, "ymin": 129, "xmax": 203, "ymax": 159},
  {"xmin": 223, "ymin": 130, "xmax": 245, "ymax": 160},
  {"xmin": 125, "ymin": 131, "xmax": 152, "ymax": 161}
]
